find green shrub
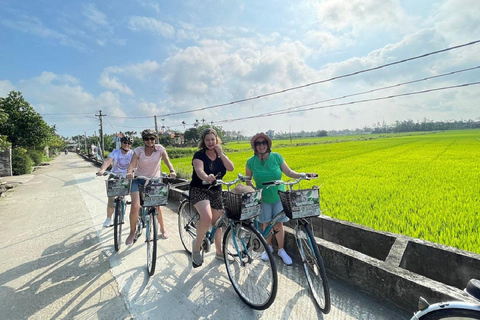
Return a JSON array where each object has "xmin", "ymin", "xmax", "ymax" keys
[
  {"xmin": 12, "ymin": 147, "xmax": 34, "ymax": 175},
  {"xmin": 28, "ymin": 149, "xmax": 45, "ymax": 166}
]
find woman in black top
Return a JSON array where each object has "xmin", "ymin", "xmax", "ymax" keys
[{"xmin": 190, "ymin": 128, "xmax": 234, "ymax": 267}]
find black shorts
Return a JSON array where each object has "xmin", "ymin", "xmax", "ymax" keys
[{"xmin": 190, "ymin": 187, "xmax": 224, "ymax": 210}]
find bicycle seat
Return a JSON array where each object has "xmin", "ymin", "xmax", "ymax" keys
[
  {"xmin": 182, "ymin": 190, "xmax": 190, "ymax": 200},
  {"xmin": 466, "ymin": 279, "xmax": 480, "ymax": 300}
]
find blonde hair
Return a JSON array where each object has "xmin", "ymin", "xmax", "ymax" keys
[{"xmin": 198, "ymin": 128, "xmax": 222, "ymax": 150}]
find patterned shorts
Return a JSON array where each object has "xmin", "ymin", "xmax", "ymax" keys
[{"xmin": 190, "ymin": 187, "xmax": 224, "ymax": 210}]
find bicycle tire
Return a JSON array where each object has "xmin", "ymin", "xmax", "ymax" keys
[
  {"xmin": 146, "ymin": 209, "xmax": 158, "ymax": 276},
  {"xmin": 222, "ymin": 221, "xmax": 278, "ymax": 310},
  {"xmin": 296, "ymin": 222, "xmax": 331, "ymax": 314},
  {"xmin": 113, "ymin": 199, "xmax": 123, "ymax": 252},
  {"xmin": 178, "ymin": 200, "xmax": 199, "ymax": 254}
]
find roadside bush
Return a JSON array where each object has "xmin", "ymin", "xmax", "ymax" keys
[
  {"xmin": 12, "ymin": 147, "xmax": 33, "ymax": 175},
  {"xmin": 28, "ymin": 149, "xmax": 45, "ymax": 166}
]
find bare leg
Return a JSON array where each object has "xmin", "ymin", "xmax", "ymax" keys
[
  {"xmin": 212, "ymin": 208, "xmax": 223, "ymax": 255},
  {"xmin": 126, "ymin": 191, "xmax": 141, "ymax": 242},
  {"xmin": 193, "ymin": 200, "xmax": 213, "ymax": 252},
  {"xmin": 274, "ymin": 222, "xmax": 285, "ymax": 249},
  {"xmin": 156, "ymin": 206, "xmax": 167, "ymax": 235},
  {"xmin": 107, "ymin": 206, "xmax": 114, "ymax": 219}
]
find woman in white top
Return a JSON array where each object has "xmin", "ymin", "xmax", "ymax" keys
[
  {"xmin": 125, "ymin": 129, "xmax": 176, "ymax": 245},
  {"xmin": 96, "ymin": 135, "xmax": 134, "ymax": 228}
]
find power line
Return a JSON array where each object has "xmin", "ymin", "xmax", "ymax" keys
[
  {"xmin": 259, "ymin": 65, "xmax": 480, "ymax": 117},
  {"xmin": 151, "ymin": 40, "xmax": 480, "ymax": 118},
  {"xmin": 212, "ymin": 81, "xmax": 480, "ymax": 124},
  {"xmin": 100, "ymin": 40, "xmax": 480, "ymax": 120}
]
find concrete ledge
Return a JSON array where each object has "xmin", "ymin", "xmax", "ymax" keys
[{"xmin": 167, "ymin": 181, "xmax": 480, "ymax": 312}]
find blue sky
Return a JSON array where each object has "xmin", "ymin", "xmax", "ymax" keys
[{"xmin": 1, "ymin": 0, "xmax": 479, "ymax": 138}]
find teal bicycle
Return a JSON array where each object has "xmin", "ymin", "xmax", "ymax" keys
[
  {"xmin": 258, "ymin": 173, "xmax": 331, "ymax": 314},
  {"xmin": 132, "ymin": 174, "xmax": 169, "ymax": 276},
  {"xmin": 178, "ymin": 174, "xmax": 278, "ymax": 310}
]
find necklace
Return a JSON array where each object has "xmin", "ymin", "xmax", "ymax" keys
[{"xmin": 259, "ymin": 153, "xmax": 269, "ymax": 166}]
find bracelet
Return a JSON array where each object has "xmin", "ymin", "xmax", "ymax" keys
[{"xmin": 170, "ymin": 169, "xmax": 175, "ymax": 173}]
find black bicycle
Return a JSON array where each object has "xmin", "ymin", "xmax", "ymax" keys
[{"xmin": 100, "ymin": 171, "xmax": 131, "ymax": 252}]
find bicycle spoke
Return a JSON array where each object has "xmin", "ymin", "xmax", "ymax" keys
[
  {"xmin": 223, "ymin": 222, "xmax": 278, "ymax": 310},
  {"xmin": 296, "ymin": 224, "xmax": 331, "ymax": 314}
]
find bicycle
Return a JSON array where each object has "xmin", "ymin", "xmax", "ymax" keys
[
  {"xmin": 177, "ymin": 173, "xmax": 278, "ymax": 310},
  {"xmin": 259, "ymin": 173, "xmax": 331, "ymax": 314},
  {"xmin": 99, "ymin": 171, "xmax": 131, "ymax": 252},
  {"xmin": 410, "ymin": 278, "xmax": 480, "ymax": 319},
  {"xmin": 132, "ymin": 174, "xmax": 169, "ymax": 276}
]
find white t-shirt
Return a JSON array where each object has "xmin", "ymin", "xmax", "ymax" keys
[
  {"xmin": 108, "ymin": 148, "xmax": 134, "ymax": 175},
  {"xmin": 133, "ymin": 144, "xmax": 166, "ymax": 178}
]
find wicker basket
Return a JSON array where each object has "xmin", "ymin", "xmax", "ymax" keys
[
  {"xmin": 224, "ymin": 190, "xmax": 262, "ymax": 221},
  {"xmin": 278, "ymin": 187, "xmax": 321, "ymax": 219},
  {"xmin": 105, "ymin": 178, "xmax": 131, "ymax": 197},
  {"xmin": 141, "ymin": 183, "xmax": 169, "ymax": 207}
]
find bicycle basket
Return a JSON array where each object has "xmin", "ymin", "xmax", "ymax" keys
[
  {"xmin": 105, "ymin": 178, "xmax": 132, "ymax": 197},
  {"xmin": 142, "ymin": 182, "xmax": 169, "ymax": 207},
  {"xmin": 224, "ymin": 190, "xmax": 262, "ymax": 221},
  {"xmin": 278, "ymin": 187, "xmax": 321, "ymax": 219}
]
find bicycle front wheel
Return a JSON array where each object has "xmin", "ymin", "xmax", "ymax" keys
[
  {"xmin": 113, "ymin": 199, "xmax": 124, "ymax": 252},
  {"xmin": 223, "ymin": 221, "xmax": 278, "ymax": 310},
  {"xmin": 178, "ymin": 200, "xmax": 199, "ymax": 254},
  {"xmin": 296, "ymin": 222, "xmax": 331, "ymax": 314},
  {"xmin": 146, "ymin": 209, "xmax": 158, "ymax": 276}
]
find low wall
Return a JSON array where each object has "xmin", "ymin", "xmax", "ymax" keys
[{"xmin": 0, "ymin": 148, "xmax": 12, "ymax": 177}]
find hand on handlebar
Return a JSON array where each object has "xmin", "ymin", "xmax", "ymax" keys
[
  {"xmin": 205, "ymin": 173, "xmax": 217, "ymax": 184},
  {"xmin": 306, "ymin": 173, "xmax": 318, "ymax": 178}
]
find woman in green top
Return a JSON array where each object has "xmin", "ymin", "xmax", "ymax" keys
[{"xmin": 245, "ymin": 132, "xmax": 306, "ymax": 265}]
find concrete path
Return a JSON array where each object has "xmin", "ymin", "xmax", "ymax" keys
[{"xmin": 0, "ymin": 154, "xmax": 412, "ymax": 319}]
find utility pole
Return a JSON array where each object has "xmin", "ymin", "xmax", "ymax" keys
[
  {"xmin": 154, "ymin": 115, "xmax": 158, "ymax": 132},
  {"xmin": 84, "ymin": 131, "xmax": 87, "ymax": 154},
  {"xmin": 95, "ymin": 110, "xmax": 106, "ymax": 159}
]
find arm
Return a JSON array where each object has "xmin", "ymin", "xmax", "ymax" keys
[
  {"xmin": 126, "ymin": 153, "xmax": 138, "ymax": 178},
  {"xmin": 96, "ymin": 157, "xmax": 113, "ymax": 175},
  {"xmin": 161, "ymin": 150, "xmax": 177, "ymax": 178},
  {"xmin": 193, "ymin": 158, "xmax": 216, "ymax": 184},
  {"xmin": 280, "ymin": 161, "xmax": 305, "ymax": 179},
  {"xmin": 245, "ymin": 167, "xmax": 255, "ymax": 188},
  {"xmin": 214, "ymin": 144, "xmax": 234, "ymax": 171}
]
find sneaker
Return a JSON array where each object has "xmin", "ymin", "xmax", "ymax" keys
[
  {"xmin": 103, "ymin": 218, "xmax": 112, "ymax": 228},
  {"xmin": 278, "ymin": 248, "xmax": 293, "ymax": 265},
  {"xmin": 261, "ymin": 245, "xmax": 274, "ymax": 261},
  {"xmin": 192, "ymin": 239, "xmax": 203, "ymax": 268}
]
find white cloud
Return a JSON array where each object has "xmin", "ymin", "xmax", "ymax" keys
[
  {"xmin": 0, "ymin": 80, "xmax": 16, "ymax": 97},
  {"xmin": 128, "ymin": 16, "xmax": 175, "ymax": 39},
  {"xmin": 99, "ymin": 67, "xmax": 134, "ymax": 96}
]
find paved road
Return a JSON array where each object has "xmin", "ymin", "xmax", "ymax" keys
[{"xmin": 0, "ymin": 154, "xmax": 412, "ymax": 320}]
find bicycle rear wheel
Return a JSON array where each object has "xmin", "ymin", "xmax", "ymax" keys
[
  {"xmin": 113, "ymin": 199, "xmax": 124, "ymax": 252},
  {"xmin": 146, "ymin": 209, "xmax": 158, "ymax": 276},
  {"xmin": 296, "ymin": 222, "xmax": 331, "ymax": 314},
  {"xmin": 222, "ymin": 221, "xmax": 278, "ymax": 310},
  {"xmin": 178, "ymin": 200, "xmax": 199, "ymax": 254}
]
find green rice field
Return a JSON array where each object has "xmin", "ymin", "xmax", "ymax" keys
[{"xmin": 167, "ymin": 130, "xmax": 480, "ymax": 254}]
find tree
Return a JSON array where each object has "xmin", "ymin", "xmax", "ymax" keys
[
  {"xmin": 0, "ymin": 91, "xmax": 51, "ymax": 148},
  {"xmin": 184, "ymin": 127, "xmax": 199, "ymax": 144}
]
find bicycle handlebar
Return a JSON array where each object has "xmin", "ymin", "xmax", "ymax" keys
[
  {"xmin": 262, "ymin": 173, "xmax": 318, "ymax": 188},
  {"xmin": 202, "ymin": 173, "xmax": 251, "ymax": 189},
  {"xmin": 97, "ymin": 171, "xmax": 125, "ymax": 179}
]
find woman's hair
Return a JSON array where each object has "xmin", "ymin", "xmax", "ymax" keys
[{"xmin": 198, "ymin": 128, "xmax": 222, "ymax": 151}]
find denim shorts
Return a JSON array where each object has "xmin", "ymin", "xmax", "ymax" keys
[
  {"xmin": 258, "ymin": 201, "xmax": 289, "ymax": 224},
  {"xmin": 130, "ymin": 178, "xmax": 147, "ymax": 193}
]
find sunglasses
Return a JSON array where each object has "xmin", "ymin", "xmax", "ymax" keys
[
  {"xmin": 122, "ymin": 141, "xmax": 132, "ymax": 145},
  {"xmin": 143, "ymin": 137, "xmax": 156, "ymax": 141},
  {"xmin": 255, "ymin": 140, "xmax": 268, "ymax": 146}
]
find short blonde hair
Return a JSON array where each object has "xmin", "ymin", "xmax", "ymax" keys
[{"xmin": 198, "ymin": 128, "xmax": 222, "ymax": 150}]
